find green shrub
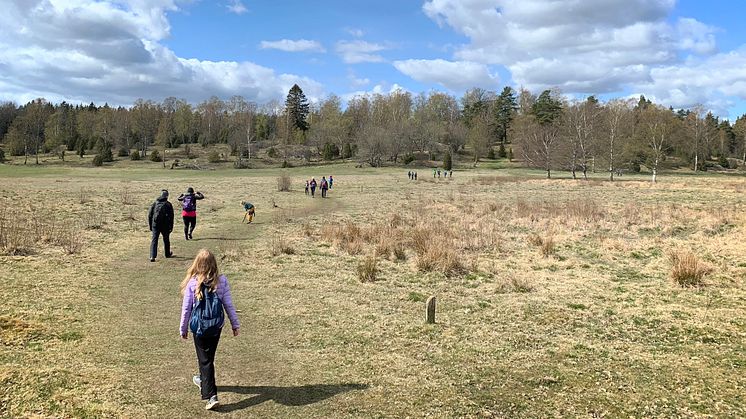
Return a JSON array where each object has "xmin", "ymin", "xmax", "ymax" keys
[
  {"xmin": 0, "ymin": 148, "xmax": 5, "ymax": 163},
  {"xmin": 342, "ymin": 143, "xmax": 353, "ymax": 159},
  {"xmin": 281, "ymin": 160, "xmax": 292, "ymax": 168},
  {"xmin": 207, "ymin": 150, "xmax": 220, "ymax": 163},
  {"xmin": 130, "ymin": 150, "xmax": 141, "ymax": 161},
  {"xmin": 323, "ymin": 142, "xmax": 339, "ymax": 160},
  {"xmin": 100, "ymin": 146, "xmax": 113, "ymax": 162},
  {"xmin": 267, "ymin": 147, "xmax": 277, "ymax": 158},
  {"xmin": 92, "ymin": 154, "xmax": 104, "ymax": 166},
  {"xmin": 149, "ymin": 150, "xmax": 162, "ymax": 162},
  {"xmin": 487, "ymin": 147, "xmax": 496, "ymax": 160},
  {"xmin": 402, "ymin": 154, "xmax": 415, "ymax": 164},
  {"xmin": 508, "ymin": 147, "xmax": 513, "ymax": 161},
  {"xmin": 718, "ymin": 155, "xmax": 730, "ymax": 169},
  {"xmin": 443, "ymin": 151, "xmax": 452, "ymax": 171},
  {"xmin": 498, "ymin": 143, "xmax": 507, "ymax": 158},
  {"xmin": 117, "ymin": 147, "xmax": 129, "ymax": 157}
]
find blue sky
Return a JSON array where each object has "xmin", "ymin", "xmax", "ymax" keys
[{"xmin": 1, "ymin": 0, "xmax": 745, "ymax": 118}]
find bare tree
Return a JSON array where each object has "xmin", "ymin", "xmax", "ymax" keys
[
  {"xmin": 600, "ymin": 99, "xmax": 634, "ymax": 181},
  {"xmin": 639, "ymin": 105, "xmax": 678, "ymax": 183},
  {"xmin": 563, "ymin": 97, "xmax": 602, "ymax": 179},
  {"xmin": 514, "ymin": 113, "xmax": 562, "ymax": 178}
]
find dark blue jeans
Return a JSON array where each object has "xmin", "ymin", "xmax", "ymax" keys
[{"xmin": 150, "ymin": 229, "xmax": 171, "ymax": 259}]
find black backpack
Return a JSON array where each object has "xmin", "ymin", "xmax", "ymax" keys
[{"xmin": 152, "ymin": 201, "xmax": 169, "ymax": 225}]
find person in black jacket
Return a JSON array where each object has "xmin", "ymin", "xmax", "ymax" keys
[{"xmin": 148, "ymin": 189, "xmax": 174, "ymax": 262}]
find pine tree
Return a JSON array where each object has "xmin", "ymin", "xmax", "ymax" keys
[
  {"xmin": 494, "ymin": 86, "xmax": 517, "ymax": 145},
  {"xmin": 285, "ymin": 84, "xmax": 310, "ymax": 132},
  {"xmin": 443, "ymin": 151, "xmax": 452, "ymax": 171},
  {"xmin": 532, "ymin": 90, "xmax": 563, "ymax": 125}
]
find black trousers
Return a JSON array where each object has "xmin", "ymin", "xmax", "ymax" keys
[
  {"xmin": 194, "ymin": 333, "xmax": 221, "ymax": 399},
  {"xmin": 321, "ymin": 188, "xmax": 328, "ymax": 198},
  {"xmin": 150, "ymin": 229, "xmax": 170, "ymax": 259},
  {"xmin": 183, "ymin": 216, "xmax": 196, "ymax": 238},
  {"xmin": 310, "ymin": 187, "xmax": 316, "ymax": 197}
]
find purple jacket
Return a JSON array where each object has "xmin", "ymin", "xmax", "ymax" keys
[{"xmin": 179, "ymin": 274, "xmax": 240, "ymax": 336}]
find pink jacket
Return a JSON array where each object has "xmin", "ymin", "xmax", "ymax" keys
[{"xmin": 179, "ymin": 274, "xmax": 240, "ymax": 336}]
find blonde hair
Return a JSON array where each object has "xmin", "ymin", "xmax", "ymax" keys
[{"xmin": 180, "ymin": 249, "xmax": 219, "ymax": 301}]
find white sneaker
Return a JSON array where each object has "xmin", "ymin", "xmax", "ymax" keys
[
  {"xmin": 192, "ymin": 375, "xmax": 201, "ymax": 389},
  {"xmin": 205, "ymin": 395, "xmax": 219, "ymax": 410}
]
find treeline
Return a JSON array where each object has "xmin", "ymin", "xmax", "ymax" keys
[{"xmin": 0, "ymin": 84, "xmax": 745, "ymax": 180}]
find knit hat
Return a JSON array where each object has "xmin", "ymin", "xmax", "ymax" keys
[
  {"xmin": 187, "ymin": 187, "xmax": 194, "ymax": 194},
  {"xmin": 160, "ymin": 189, "xmax": 169, "ymax": 199}
]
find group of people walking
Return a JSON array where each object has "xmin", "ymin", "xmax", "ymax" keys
[
  {"xmin": 147, "ymin": 187, "xmax": 205, "ymax": 262},
  {"xmin": 433, "ymin": 168, "xmax": 453, "ymax": 178},
  {"xmin": 147, "ymin": 188, "xmax": 241, "ymax": 410},
  {"xmin": 305, "ymin": 175, "xmax": 333, "ymax": 198},
  {"xmin": 407, "ymin": 171, "xmax": 418, "ymax": 180}
]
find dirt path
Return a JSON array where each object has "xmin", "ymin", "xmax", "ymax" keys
[{"xmin": 88, "ymin": 196, "xmax": 365, "ymax": 418}]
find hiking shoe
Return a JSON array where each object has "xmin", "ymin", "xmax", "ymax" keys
[
  {"xmin": 150, "ymin": 258, "xmax": 155, "ymax": 262},
  {"xmin": 192, "ymin": 375, "xmax": 201, "ymax": 389},
  {"xmin": 205, "ymin": 395, "xmax": 219, "ymax": 410},
  {"xmin": 165, "ymin": 252, "xmax": 174, "ymax": 258},
  {"xmin": 189, "ymin": 233, "xmax": 193, "ymax": 240}
]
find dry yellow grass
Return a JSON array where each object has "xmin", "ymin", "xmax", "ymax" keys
[{"xmin": 0, "ymin": 165, "xmax": 745, "ymax": 417}]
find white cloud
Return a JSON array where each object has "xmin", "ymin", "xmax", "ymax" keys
[
  {"xmin": 226, "ymin": 0, "xmax": 248, "ymax": 15},
  {"xmin": 259, "ymin": 39, "xmax": 326, "ymax": 53},
  {"xmin": 347, "ymin": 69, "xmax": 370, "ymax": 88},
  {"xmin": 422, "ymin": 0, "xmax": 718, "ymax": 95},
  {"xmin": 0, "ymin": 0, "xmax": 324, "ymax": 106},
  {"xmin": 340, "ymin": 82, "xmax": 409, "ymax": 102},
  {"xmin": 676, "ymin": 18, "xmax": 718, "ymax": 55},
  {"xmin": 393, "ymin": 59, "xmax": 499, "ymax": 91},
  {"xmin": 335, "ymin": 40, "xmax": 388, "ymax": 64},
  {"xmin": 345, "ymin": 27, "xmax": 365, "ymax": 38},
  {"xmin": 635, "ymin": 49, "xmax": 746, "ymax": 117}
]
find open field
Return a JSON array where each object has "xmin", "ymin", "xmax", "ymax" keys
[{"xmin": 1, "ymin": 164, "xmax": 745, "ymax": 418}]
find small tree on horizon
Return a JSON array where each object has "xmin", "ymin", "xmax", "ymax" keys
[{"xmin": 444, "ymin": 151, "xmax": 453, "ymax": 171}]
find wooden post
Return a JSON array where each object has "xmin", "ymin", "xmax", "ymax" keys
[{"xmin": 426, "ymin": 296, "xmax": 436, "ymax": 324}]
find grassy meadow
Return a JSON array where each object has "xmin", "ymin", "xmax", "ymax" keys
[{"xmin": 0, "ymin": 160, "xmax": 745, "ymax": 418}]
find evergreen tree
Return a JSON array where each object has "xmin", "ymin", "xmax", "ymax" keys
[
  {"xmin": 532, "ymin": 90, "xmax": 563, "ymax": 125},
  {"xmin": 494, "ymin": 86, "xmax": 517, "ymax": 145},
  {"xmin": 444, "ymin": 151, "xmax": 452, "ymax": 170},
  {"xmin": 285, "ymin": 84, "xmax": 310, "ymax": 132}
]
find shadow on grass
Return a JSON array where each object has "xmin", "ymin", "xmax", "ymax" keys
[
  {"xmin": 216, "ymin": 383, "xmax": 369, "ymax": 413},
  {"xmin": 190, "ymin": 237, "xmax": 249, "ymax": 242}
]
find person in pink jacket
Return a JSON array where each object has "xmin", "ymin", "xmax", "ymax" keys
[{"xmin": 179, "ymin": 249, "xmax": 240, "ymax": 410}]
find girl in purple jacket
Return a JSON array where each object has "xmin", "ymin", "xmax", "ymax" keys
[{"xmin": 179, "ymin": 249, "xmax": 240, "ymax": 410}]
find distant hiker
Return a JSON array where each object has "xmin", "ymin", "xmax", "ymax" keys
[
  {"xmin": 437, "ymin": 169, "xmax": 441, "ymax": 178},
  {"xmin": 329, "ymin": 175, "xmax": 334, "ymax": 189},
  {"xmin": 320, "ymin": 176, "xmax": 329, "ymax": 198},
  {"xmin": 178, "ymin": 187, "xmax": 205, "ymax": 240},
  {"xmin": 310, "ymin": 178, "xmax": 317, "ymax": 197},
  {"xmin": 433, "ymin": 168, "xmax": 436, "ymax": 178},
  {"xmin": 449, "ymin": 170, "xmax": 453, "ymax": 178},
  {"xmin": 414, "ymin": 172, "xmax": 417, "ymax": 180},
  {"xmin": 305, "ymin": 180, "xmax": 309, "ymax": 196},
  {"xmin": 241, "ymin": 201, "xmax": 255, "ymax": 223},
  {"xmin": 179, "ymin": 249, "xmax": 240, "ymax": 411},
  {"xmin": 148, "ymin": 189, "xmax": 174, "ymax": 262},
  {"xmin": 408, "ymin": 171, "xmax": 412, "ymax": 180}
]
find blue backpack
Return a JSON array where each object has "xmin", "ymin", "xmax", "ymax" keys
[
  {"xmin": 189, "ymin": 284, "xmax": 224, "ymax": 337},
  {"xmin": 182, "ymin": 194, "xmax": 196, "ymax": 212}
]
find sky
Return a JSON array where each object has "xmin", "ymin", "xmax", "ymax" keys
[{"xmin": 1, "ymin": 0, "xmax": 745, "ymax": 119}]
